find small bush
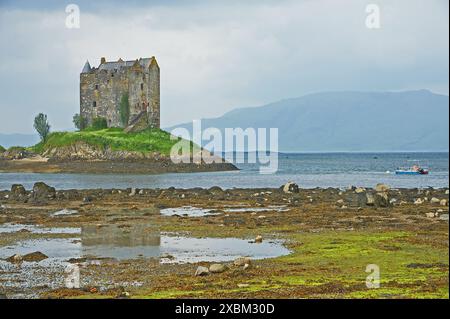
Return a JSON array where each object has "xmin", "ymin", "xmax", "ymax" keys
[
  {"xmin": 73, "ymin": 113, "xmax": 87, "ymax": 130},
  {"xmin": 90, "ymin": 117, "xmax": 108, "ymax": 130},
  {"xmin": 119, "ymin": 93, "xmax": 130, "ymax": 127},
  {"xmin": 0, "ymin": 145, "xmax": 5, "ymax": 152}
]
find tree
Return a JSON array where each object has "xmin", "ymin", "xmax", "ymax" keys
[
  {"xmin": 73, "ymin": 113, "xmax": 87, "ymax": 131},
  {"xmin": 33, "ymin": 113, "xmax": 51, "ymax": 142},
  {"xmin": 119, "ymin": 93, "xmax": 130, "ymax": 127}
]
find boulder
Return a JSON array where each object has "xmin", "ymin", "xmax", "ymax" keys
[
  {"xmin": 194, "ymin": 266, "xmax": 210, "ymax": 276},
  {"xmin": 282, "ymin": 182, "xmax": 299, "ymax": 194},
  {"xmin": 440, "ymin": 199, "xmax": 448, "ymax": 207},
  {"xmin": 255, "ymin": 235, "xmax": 263, "ymax": 243},
  {"xmin": 234, "ymin": 257, "xmax": 252, "ymax": 267},
  {"xmin": 430, "ymin": 197, "xmax": 441, "ymax": 204},
  {"xmin": 366, "ymin": 193, "xmax": 375, "ymax": 206},
  {"xmin": 355, "ymin": 187, "xmax": 366, "ymax": 194},
  {"xmin": 375, "ymin": 183, "xmax": 391, "ymax": 193},
  {"xmin": 32, "ymin": 182, "xmax": 56, "ymax": 201},
  {"xmin": 209, "ymin": 264, "xmax": 227, "ymax": 273},
  {"xmin": 22, "ymin": 251, "xmax": 48, "ymax": 262},
  {"xmin": 414, "ymin": 198, "xmax": 424, "ymax": 205},
  {"xmin": 374, "ymin": 192, "xmax": 391, "ymax": 208},
  {"xmin": 6, "ymin": 254, "xmax": 23, "ymax": 263},
  {"xmin": 10, "ymin": 184, "xmax": 26, "ymax": 199}
]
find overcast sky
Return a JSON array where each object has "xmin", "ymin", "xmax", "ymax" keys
[{"xmin": 0, "ymin": 0, "xmax": 448, "ymax": 133}]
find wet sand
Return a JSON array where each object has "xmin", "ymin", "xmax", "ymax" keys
[{"xmin": 0, "ymin": 185, "xmax": 448, "ymax": 299}]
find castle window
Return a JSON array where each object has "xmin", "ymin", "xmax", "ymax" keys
[
  {"xmin": 93, "ymin": 101, "xmax": 97, "ymax": 108},
  {"xmin": 141, "ymin": 83, "xmax": 144, "ymax": 91}
]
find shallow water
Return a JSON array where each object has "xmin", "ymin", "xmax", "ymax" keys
[
  {"xmin": 0, "ymin": 224, "xmax": 290, "ymax": 263},
  {"xmin": 0, "ymin": 152, "xmax": 448, "ymax": 190},
  {"xmin": 160, "ymin": 206, "xmax": 220, "ymax": 217}
]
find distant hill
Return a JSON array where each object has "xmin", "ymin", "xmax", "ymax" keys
[
  {"xmin": 166, "ymin": 90, "xmax": 449, "ymax": 152},
  {"xmin": 0, "ymin": 133, "xmax": 39, "ymax": 149}
]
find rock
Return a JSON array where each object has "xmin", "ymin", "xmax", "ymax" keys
[
  {"xmin": 138, "ymin": 189, "xmax": 144, "ymax": 195},
  {"xmin": 336, "ymin": 199, "xmax": 345, "ymax": 205},
  {"xmin": 355, "ymin": 187, "xmax": 366, "ymax": 194},
  {"xmin": 374, "ymin": 192, "xmax": 391, "ymax": 207},
  {"xmin": 440, "ymin": 199, "xmax": 448, "ymax": 206},
  {"xmin": 375, "ymin": 183, "xmax": 391, "ymax": 193},
  {"xmin": 234, "ymin": 257, "xmax": 251, "ymax": 267},
  {"xmin": 366, "ymin": 193, "xmax": 375, "ymax": 206},
  {"xmin": 209, "ymin": 264, "xmax": 227, "ymax": 273},
  {"xmin": 255, "ymin": 235, "xmax": 263, "ymax": 243},
  {"xmin": 195, "ymin": 266, "xmax": 210, "ymax": 276},
  {"xmin": 83, "ymin": 196, "xmax": 93, "ymax": 203},
  {"xmin": 430, "ymin": 197, "xmax": 441, "ymax": 204},
  {"xmin": 445, "ymin": 190, "xmax": 449, "ymax": 195},
  {"xmin": 129, "ymin": 188, "xmax": 136, "ymax": 196},
  {"xmin": 439, "ymin": 214, "xmax": 449, "ymax": 221},
  {"xmin": 425, "ymin": 212, "xmax": 436, "ymax": 218},
  {"xmin": 22, "ymin": 251, "xmax": 48, "ymax": 262},
  {"xmin": 209, "ymin": 186, "xmax": 223, "ymax": 193},
  {"xmin": 282, "ymin": 182, "xmax": 299, "ymax": 194},
  {"xmin": 243, "ymin": 263, "xmax": 250, "ymax": 270},
  {"xmin": 6, "ymin": 254, "xmax": 23, "ymax": 263},
  {"xmin": 414, "ymin": 198, "xmax": 424, "ymax": 205},
  {"xmin": 10, "ymin": 184, "xmax": 26, "ymax": 199},
  {"xmin": 32, "ymin": 182, "xmax": 56, "ymax": 201},
  {"xmin": 160, "ymin": 253, "xmax": 175, "ymax": 260}
]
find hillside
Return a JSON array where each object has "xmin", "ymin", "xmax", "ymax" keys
[
  {"xmin": 31, "ymin": 128, "xmax": 181, "ymax": 156},
  {"xmin": 0, "ymin": 128, "xmax": 237, "ymax": 174},
  {"xmin": 166, "ymin": 90, "xmax": 449, "ymax": 152}
]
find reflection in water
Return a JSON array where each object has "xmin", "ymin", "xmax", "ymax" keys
[
  {"xmin": 0, "ymin": 223, "xmax": 290, "ymax": 263},
  {"xmin": 81, "ymin": 224, "xmax": 160, "ymax": 260}
]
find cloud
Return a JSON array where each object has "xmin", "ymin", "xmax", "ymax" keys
[{"xmin": 0, "ymin": 0, "xmax": 448, "ymax": 133}]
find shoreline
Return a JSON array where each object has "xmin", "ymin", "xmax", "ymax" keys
[
  {"xmin": 0, "ymin": 159, "xmax": 238, "ymax": 174},
  {"xmin": 0, "ymin": 183, "xmax": 448, "ymax": 299}
]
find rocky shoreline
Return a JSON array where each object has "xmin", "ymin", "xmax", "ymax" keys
[
  {"xmin": 0, "ymin": 143, "xmax": 238, "ymax": 174},
  {"xmin": 0, "ymin": 182, "xmax": 448, "ymax": 299}
]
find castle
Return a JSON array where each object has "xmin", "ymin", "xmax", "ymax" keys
[{"xmin": 80, "ymin": 56, "xmax": 160, "ymax": 131}]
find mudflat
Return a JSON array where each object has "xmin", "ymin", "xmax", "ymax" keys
[{"xmin": 0, "ymin": 185, "xmax": 448, "ymax": 299}]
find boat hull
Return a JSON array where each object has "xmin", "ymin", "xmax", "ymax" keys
[{"xmin": 395, "ymin": 170, "xmax": 429, "ymax": 175}]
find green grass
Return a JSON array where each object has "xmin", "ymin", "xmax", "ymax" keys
[
  {"xmin": 272, "ymin": 231, "xmax": 449, "ymax": 298},
  {"xmin": 30, "ymin": 128, "xmax": 191, "ymax": 156}
]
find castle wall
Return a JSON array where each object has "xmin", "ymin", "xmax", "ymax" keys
[
  {"xmin": 147, "ymin": 62, "xmax": 160, "ymax": 128},
  {"xmin": 80, "ymin": 58, "xmax": 160, "ymax": 130}
]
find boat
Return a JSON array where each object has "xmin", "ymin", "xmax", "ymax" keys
[{"xmin": 395, "ymin": 162, "xmax": 429, "ymax": 175}]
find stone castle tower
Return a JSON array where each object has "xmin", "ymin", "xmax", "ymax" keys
[{"xmin": 80, "ymin": 56, "xmax": 160, "ymax": 131}]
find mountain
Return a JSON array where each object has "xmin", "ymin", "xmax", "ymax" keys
[
  {"xmin": 0, "ymin": 133, "xmax": 39, "ymax": 149},
  {"xmin": 165, "ymin": 90, "xmax": 449, "ymax": 152}
]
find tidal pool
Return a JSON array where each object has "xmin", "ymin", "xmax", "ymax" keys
[
  {"xmin": 160, "ymin": 206, "xmax": 220, "ymax": 217},
  {"xmin": 0, "ymin": 223, "xmax": 290, "ymax": 263}
]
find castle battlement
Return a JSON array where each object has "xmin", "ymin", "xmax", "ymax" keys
[{"xmin": 80, "ymin": 56, "xmax": 160, "ymax": 130}]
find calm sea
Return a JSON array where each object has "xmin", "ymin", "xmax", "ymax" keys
[{"xmin": 0, "ymin": 152, "xmax": 448, "ymax": 190}]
